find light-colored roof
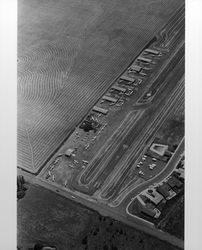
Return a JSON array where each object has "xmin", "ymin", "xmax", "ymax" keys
[
  {"xmin": 93, "ymin": 106, "xmax": 108, "ymax": 114},
  {"xmin": 137, "ymin": 56, "xmax": 152, "ymax": 63},
  {"xmin": 120, "ymin": 75, "xmax": 134, "ymax": 82},
  {"xmin": 145, "ymin": 48, "xmax": 159, "ymax": 55},
  {"xmin": 150, "ymin": 143, "xmax": 168, "ymax": 156},
  {"xmin": 130, "ymin": 64, "xmax": 142, "ymax": 72},
  {"xmin": 111, "ymin": 85, "xmax": 127, "ymax": 92},
  {"xmin": 102, "ymin": 95, "xmax": 118, "ymax": 103},
  {"xmin": 143, "ymin": 189, "xmax": 164, "ymax": 205}
]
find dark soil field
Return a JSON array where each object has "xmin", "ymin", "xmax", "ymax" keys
[
  {"xmin": 158, "ymin": 196, "xmax": 184, "ymax": 240},
  {"xmin": 17, "ymin": 184, "xmax": 181, "ymax": 250},
  {"xmin": 18, "ymin": 0, "xmax": 184, "ymax": 173}
]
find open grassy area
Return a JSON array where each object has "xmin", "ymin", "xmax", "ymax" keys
[{"xmin": 18, "ymin": 184, "xmax": 181, "ymax": 250}]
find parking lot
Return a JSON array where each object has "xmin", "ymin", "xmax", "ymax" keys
[{"xmin": 133, "ymin": 154, "xmax": 166, "ymax": 180}]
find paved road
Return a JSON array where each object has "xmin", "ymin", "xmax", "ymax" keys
[
  {"xmin": 96, "ymin": 50, "xmax": 184, "ymax": 202},
  {"xmin": 124, "ymin": 138, "xmax": 184, "ymax": 211},
  {"xmin": 34, "ymin": 31, "xmax": 184, "ymax": 250},
  {"xmin": 79, "ymin": 110, "xmax": 142, "ymax": 185},
  {"xmin": 35, "ymin": 138, "xmax": 184, "ymax": 249},
  {"xmin": 18, "ymin": 3, "xmax": 185, "ymax": 249},
  {"xmin": 35, "ymin": 48, "xmax": 184, "ymax": 250},
  {"xmin": 34, "ymin": 74, "xmax": 184, "ymax": 247},
  {"xmin": 81, "ymin": 54, "xmax": 184, "ymax": 196},
  {"xmin": 34, "ymin": 68, "xmax": 185, "ymax": 249},
  {"xmin": 74, "ymin": 11, "xmax": 185, "ymax": 194}
]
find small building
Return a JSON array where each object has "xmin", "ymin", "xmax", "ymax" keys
[
  {"xmin": 65, "ymin": 148, "xmax": 74, "ymax": 157},
  {"xmin": 120, "ymin": 75, "xmax": 134, "ymax": 83},
  {"xmin": 167, "ymin": 176, "xmax": 183, "ymax": 189},
  {"xmin": 111, "ymin": 85, "xmax": 127, "ymax": 93},
  {"xmin": 145, "ymin": 48, "xmax": 160, "ymax": 55},
  {"xmin": 102, "ymin": 95, "xmax": 118, "ymax": 103},
  {"xmin": 93, "ymin": 106, "xmax": 108, "ymax": 115},
  {"xmin": 137, "ymin": 56, "xmax": 152, "ymax": 63}
]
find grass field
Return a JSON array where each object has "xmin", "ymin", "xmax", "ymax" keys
[
  {"xmin": 157, "ymin": 195, "xmax": 184, "ymax": 240},
  {"xmin": 18, "ymin": 0, "xmax": 184, "ymax": 173},
  {"xmin": 17, "ymin": 184, "xmax": 181, "ymax": 250}
]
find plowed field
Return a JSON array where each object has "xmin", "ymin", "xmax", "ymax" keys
[{"xmin": 18, "ymin": 0, "xmax": 184, "ymax": 173}]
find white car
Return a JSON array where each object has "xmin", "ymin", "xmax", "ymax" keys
[
  {"xmin": 138, "ymin": 170, "xmax": 144, "ymax": 176},
  {"xmin": 149, "ymin": 163, "xmax": 156, "ymax": 170}
]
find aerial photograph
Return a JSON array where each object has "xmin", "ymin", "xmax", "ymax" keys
[{"xmin": 17, "ymin": 0, "xmax": 185, "ymax": 249}]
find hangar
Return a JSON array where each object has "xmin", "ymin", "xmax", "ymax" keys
[
  {"xmin": 137, "ymin": 56, "xmax": 152, "ymax": 63},
  {"xmin": 102, "ymin": 95, "xmax": 118, "ymax": 103},
  {"xmin": 145, "ymin": 48, "xmax": 160, "ymax": 55},
  {"xmin": 93, "ymin": 106, "xmax": 108, "ymax": 115},
  {"xmin": 111, "ymin": 85, "xmax": 127, "ymax": 93}
]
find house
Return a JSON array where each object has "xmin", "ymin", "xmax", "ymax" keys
[
  {"xmin": 144, "ymin": 188, "xmax": 164, "ymax": 205},
  {"xmin": 167, "ymin": 176, "xmax": 183, "ymax": 189},
  {"xmin": 136, "ymin": 195, "xmax": 161, "ymax": 218},
  {"xmin": 156, "ymin": 183, "xmax": 171, "ymax": 199},
  {"xmin": 140, "ymin": 205, "xmax": 156, "ymax": 217},
  {"xmin": 156, "ymin": 183, "xmax": 176, "ymax": 200},
  {"xmin": 136, "ymin": 197, "xmax": 155, "ymax": 218}
]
